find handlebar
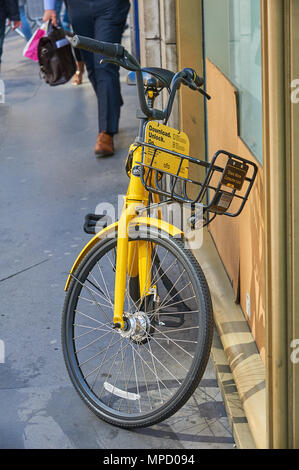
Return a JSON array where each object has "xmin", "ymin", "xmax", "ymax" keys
[
  {"xmin": 68, "ymin": 34, "xmax": 211, "ymax": 122},
  {"xmin": 69, "ymin": 35, "xmax": 125, "ymax": 58}
]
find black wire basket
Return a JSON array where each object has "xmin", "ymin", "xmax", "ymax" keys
[{"xmin": 135, "ymin": 139, "xmax": 258, "ymax": 217}]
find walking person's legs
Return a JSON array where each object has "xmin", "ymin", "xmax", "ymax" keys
[
  {"xmin": 91, "ymin": 0, "xmax": 130, "ymax": 155},
  {"xmin": 92, "ymin": 1, "xmax": 130, "ymax": 137},
  {"xmin": 55, "ymin": 0, "xmax": 64, "ymax": 27},
  {"xmin": 62, "ymin": 0, "xmax": 70, "ymax": 29},
  {"xmin": 71, "ymin": 54, "xmax": 85, "ymax": 85},
  {"xmin": 0, "ymin": 15, "xmax": 6, "ymax": 67},
  {"xmin": 0, "ymin": 14, "xmax": 5, "ymax": 104},
  {"xmin": 66, "ymin": 0, "xmax": 130, "ymax": 156},
  {"xmin": 63, "ymin": 0, "xmax": 85, "ymax": 85},
  {"xmin": 66, "ymin": 2, "xmax": 97, "ymax": 89},
  {"xmin": 19, "ymin": 5, "xmax": 32, "ymax": 42}
]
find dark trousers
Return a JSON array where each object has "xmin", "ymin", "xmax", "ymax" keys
[
  {"xmin": 0, "ymin": 15, "xmax": 6, "ymax": 64},
  {"xmin": 67, "ymin": 0, "xmax": 130, "ymax": 135}
]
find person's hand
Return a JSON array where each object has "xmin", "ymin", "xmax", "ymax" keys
[
  {"xmin": 7, "ymin": 20, "xmax": 22, "ymax": 30},
  {"xmin": 43, "ymin": 9, "xmax": 57, "ymax": 27}
]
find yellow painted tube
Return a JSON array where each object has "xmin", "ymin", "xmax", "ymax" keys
[
  {"xmin": 127, "ymin": 241, "xmax": 138, "ymax": 278},
  {"xmin": 64, "ymin": 217, "xmax": 183, "ymax": 292},
  {"xmin": 153, "ymin": 192, "xmax": 162, "ymax": 220},
  {"xmin": 113, "ymin": 203, "xmax": 136, "ymax": 328},
  {"xmin": 138, "ymin": 240, "xmax": 152, "ymax": 299}
]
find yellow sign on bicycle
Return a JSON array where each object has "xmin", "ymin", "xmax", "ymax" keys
[{"xmin": 143, "ymin": 122, "xmax": 189, "ymax": 178}]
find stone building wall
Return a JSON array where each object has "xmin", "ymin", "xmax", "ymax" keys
[{"xmin": 137, "ymin": 0, "xmax": 179, "ymax": 128}]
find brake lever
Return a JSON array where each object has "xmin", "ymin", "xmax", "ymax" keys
[
  {"xmin": 182, "ymin": 75, "xmax": 212, "ymax": 100},
  {"xmin": 197, "ymin": 87, "xmax": 211, "ymax": 100},
  {"xmin": 101, "ymin": 56, "xmax": 140, "ymax": 72}
]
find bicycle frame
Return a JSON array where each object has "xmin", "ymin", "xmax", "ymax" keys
[
  {"xmin": 61, "ymin": 34, "xmax": 258, "ymax": 428},
  {"xmin": 113, "ymin": 143, "xmax": 148, "ymax": 328},
  {"xmin": 64, "ymin": 120, "xmax": 184, "ymax": 329},
  {"xmin": 64, "ymin": 35, "xmax": 256, "ymax": 331}
]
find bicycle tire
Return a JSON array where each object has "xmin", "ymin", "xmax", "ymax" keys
[{"xmin": 62, "ymin": 225, "xmax": 213, "ymax": 428}]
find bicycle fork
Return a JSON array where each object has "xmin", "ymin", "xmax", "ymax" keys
[{"xmin": 113, "ymin": 149, "xmax": 151, "ymax": 329}]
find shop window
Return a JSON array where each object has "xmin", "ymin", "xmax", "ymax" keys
[{"xmin": 203, "ymin": 0, "xmax": 263, "ymax": 164}]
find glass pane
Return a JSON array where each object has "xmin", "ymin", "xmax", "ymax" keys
[
  {"xmin": 204, "ymin": 0, "xmax": 263, "ymax": 164},
  {"xmin": 204, "ymin": 0, "xmax": 230, "ymax": 78}
]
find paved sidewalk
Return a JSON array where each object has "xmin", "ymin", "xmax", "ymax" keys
[{"xmin": 0, "ymin": 30, "xmax": 234, "ymax": 449}]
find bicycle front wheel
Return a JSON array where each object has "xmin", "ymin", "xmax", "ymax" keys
[{"xmin": 62, "ymin": 226, "xmax": 213, "ymax": 428}]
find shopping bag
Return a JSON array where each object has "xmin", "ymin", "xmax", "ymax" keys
[
  {"xmin": 23, "ymin": 23, "xmax": 47, "ymax": 62},
  {"xmin": 37, "ymin": 22, "xmax": 76, "ymax": 86}
]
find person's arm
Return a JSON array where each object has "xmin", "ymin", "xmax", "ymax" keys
[
  {"xmin": 43, "ymin": 0, "xmax": 57, "ymax": 26},
  {"xmin": 5, "ymin": 0, "xmax": 22, "ymax": 29}
]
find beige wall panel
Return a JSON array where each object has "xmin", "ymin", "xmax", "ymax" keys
[
  {"xmin": 176, "ymin": 0, "xmax": 206, "ymax": 201},
  {"xmin": 206, "ymin": 59, "xmax": 265, "ymax": 362},
  {"xmin": 238, "ymin": 142, "xmax": 265, "ymax": 364},
  {"xmin": 176, "ymin": 0, "xmax": 205, "ymax": 158},
  {"xmin": 289, "ymin": 0, "xmax": 299, "ymax": 448},
  {"xmin": 206, "ymin": 59, "xmax": 240, "ymax": 296}
]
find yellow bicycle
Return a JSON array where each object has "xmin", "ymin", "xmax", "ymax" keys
[{"xmin": 62, "ymin": 35, "xmax": 258, "ymax": 428}]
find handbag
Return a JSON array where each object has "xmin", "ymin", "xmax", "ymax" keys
[{"xmin": 37, "ymin": 22, "xmax": 76, "ymax": 86}]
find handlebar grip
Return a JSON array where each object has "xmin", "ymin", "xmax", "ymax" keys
[
  {"xmin": 69, "ymin": 35, "xmax": 124, "ymax": 58},
  {"xmin": 193, "ymin": 72, "xmax": 204, "ymax": 88},
  {"xmin": 182, "ymin": 69, "xmax": 211, "ymax": 100},
  {"xmin": 182, "ymin": 68, "xmax": 204, "ymax": 90}
]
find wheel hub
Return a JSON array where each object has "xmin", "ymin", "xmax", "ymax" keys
[{"xmin": 119, "ymin": 312, "xmax": 151, "ymax": 343}]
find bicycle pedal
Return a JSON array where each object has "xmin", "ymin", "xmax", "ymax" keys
[{"xmin": 83, "ymin": 213, "xmax": 110, "ymax": 234}]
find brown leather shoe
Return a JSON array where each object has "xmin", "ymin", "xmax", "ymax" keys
[{"xmin": 94, "ymin": 132, "xmax": 114, "ymax": 157}]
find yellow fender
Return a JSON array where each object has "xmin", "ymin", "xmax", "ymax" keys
[{"xmin": 64, "ymin": 217, "xmax": 183, "ymax": 291}]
